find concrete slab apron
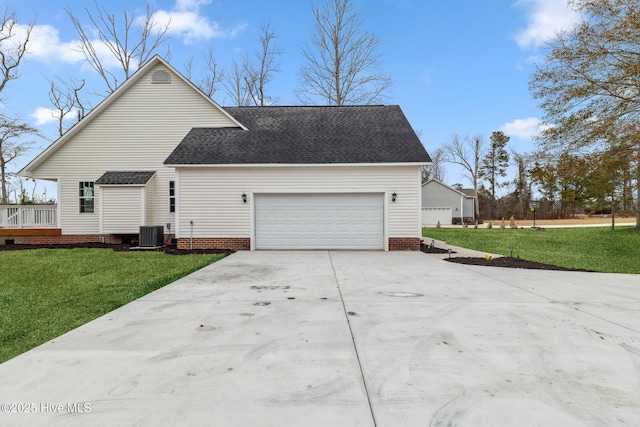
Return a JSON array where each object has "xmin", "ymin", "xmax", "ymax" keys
[
  {"xmin": 1, "ymin": 251, "xmax": 640, "ymax": 426},
  {"xmin": 329, "ymin": 252, "xmax": 640, "ymax": 426},
  {"xmin": 0, "ymin": 251, "xmax": 374, "ymax": 427}
]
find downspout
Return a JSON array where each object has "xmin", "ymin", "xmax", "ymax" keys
[
  {"xmin": 189, "ymin": 220, "xmax": 194, "ymax": 250},
  {"xmin": 460, "ymin": 195, "xmax": 463, "ymax": 224}
]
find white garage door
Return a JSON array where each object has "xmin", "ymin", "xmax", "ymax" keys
[
  {"xmin": 255, "ymin": 193, "xmax": 384, "ymax": 250},
  {"xmin": 422, "ymin": 207, "xmax": 452, "ymax": 225}
]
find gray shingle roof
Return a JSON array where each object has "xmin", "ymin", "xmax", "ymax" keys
[
  {"xmin": 95, "ymin": 171, "xmax": 156, "ymax": 185},
  {"xmin": 460, "ymin": 189, "xmax": 477, "ymax": 197},
  {"xmin": 164, "ymin": 105, "xmax": 431, "ymax": 165}
]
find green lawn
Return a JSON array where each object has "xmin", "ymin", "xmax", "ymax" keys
[
  {"xmin": 423, "ymin": 226, "xmax": 640, "ymax": 274},
  {"xmin": 0, "ymin": 249, "xmax": 225, "ymax": 364}
]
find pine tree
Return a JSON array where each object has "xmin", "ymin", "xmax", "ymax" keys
[{"xmin": 480, "ymin": 131, "xmax": 510, "ymax": 201}]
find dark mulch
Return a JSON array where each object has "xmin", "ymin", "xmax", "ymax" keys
[
  {"xmin": 420, "ymin": 243, "xmax": 455, "ymax": 254},
  {"xmin": 445, "ymin": 256, "xmax": 593, "ymax": 272},
  {"xmin": 420, "ymin": 243, "xmax": 592, "ymax": 272},
  {"xmin": 0, "ymin": 242, "xmax": 234, "ymax": 256}
]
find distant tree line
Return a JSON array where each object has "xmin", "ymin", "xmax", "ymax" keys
[{"xmin": 427, "ymin": 0, "xmax": 640, "ymax": 229}]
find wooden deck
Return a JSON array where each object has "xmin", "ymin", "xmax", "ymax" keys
[{"xmin": 0, "ymin": 228, "xmax": 62, "ymax": 236}]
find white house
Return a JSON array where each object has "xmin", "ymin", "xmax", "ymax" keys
[
  {"xmin": 18, "ymin": 56, "xmax": 431, "ymax": 251},
  {"xmin": 422, "ymin": 179, "xmax": 476, "ymax": 225}
]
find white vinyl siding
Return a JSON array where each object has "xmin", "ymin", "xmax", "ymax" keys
[
  {"xmin": 28, "ymin": 64, "xmax": 238, "ymax": 235},
  {"xmin": 100, "ymin": 187, "xmax": 144, "ymax": 234},
  {"xmin": 176, "ymin": 165, "xmax": 420, "ymax": 242}
]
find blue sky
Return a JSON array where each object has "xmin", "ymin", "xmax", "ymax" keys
[{"xmin": 5, "ymin": 0, "xmax": 580, "ymax": 191}]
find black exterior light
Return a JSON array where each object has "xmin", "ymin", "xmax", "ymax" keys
[
  {"xmin": 242, "ymin": 193, "xmax": 247, "ymax": 203},
  {"xmin": 392, "ymin": 192, "xmax": 397, "ymax": 202}
]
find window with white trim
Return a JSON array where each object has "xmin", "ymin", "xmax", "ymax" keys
[
  {"xmin": 79, "ymin": 181, "xmax": 95, "ymax": 213},
  {"xmin": 169, "ymin": 181, "xmax": 175, "ymax": 213}
]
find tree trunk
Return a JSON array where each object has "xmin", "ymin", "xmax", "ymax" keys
[
  {"xmin": 0, "ymin": 157, "xmax": 6, "ymax": 204},
  {"xmin": 636, "ymin": 175, "xmax": 640, "ymax": 230}
]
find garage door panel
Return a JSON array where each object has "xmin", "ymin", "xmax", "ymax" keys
[
  {"xmin": 256, "ymin": 193, "xmax": 384, "ymax": 250},
  {"xmin": 422, "ymin": 207, "xmax": 452, "ymax": 225}
]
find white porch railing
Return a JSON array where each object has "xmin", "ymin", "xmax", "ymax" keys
[{"xmin": 0, "ymin": 205, "xmax": 58, "ymax": 228}]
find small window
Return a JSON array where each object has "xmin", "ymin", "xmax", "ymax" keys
[
  {"xmin": 169, "ymin": 181, "xmax": 175, "ymax": 213},
  {"xmin": 79, "ymin": 182, "xmax": 95, "ymax": 213},
  {"xmin": 151, "ymin": 70, "xmax": 171, "ymax": 84}
]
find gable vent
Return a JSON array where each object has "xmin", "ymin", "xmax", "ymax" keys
[{"xmin": 151, "ymin": 70, "xmax": 171, "ymax": 84}]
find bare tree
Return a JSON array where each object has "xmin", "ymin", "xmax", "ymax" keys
[
  {"xmin": 66, "ymin": 1, "xmax": 170, "ymax": 94},
  {"xmin": 221, "ymin": 22, "xmax": 283, "ymax": 106},
  {"xmin": 443, "ymin": 134, "xmax": 485, "ymax": 216},
  {"xmin": 0, "ymin": 8, "xmax": 33, "ymax": 100},
  {"xmin": 48, "ymin": 78, "xmax": 86, "ymax": 137},
  {"xmin": 0, "ymin": 117, "xmax": 40, "ymax": 203},
  {"xmin": 0, "ymin": 9, "xmax": 39, "ymax": 203},
  {"xmin": 185, "ymin": 49, "xmax": 223, "ymax": 98},
  {"xmin": 222, "ymin": 59, "xmax": 252, "ymax": 106},
  {"xmin": 421, "ymin": 147, "xmax": 446, "ymax": 184},
  {"xmin": 244, "ymin": 22, "xmax": 283, "ymax": 106},
  {"xmin": 297, "ymin": 0, "xmax": 391, "ymax": 105}
]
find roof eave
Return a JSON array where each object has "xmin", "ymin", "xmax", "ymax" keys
[{"xmin": 164, "ymin": 162, "xmax": 431, "ymax": 168}]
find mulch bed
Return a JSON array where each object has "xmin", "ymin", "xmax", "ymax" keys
[
  {"xmin": 0, "ymin": 242, "xmax": 234, "ymax": 256},
  {"xmin": 444, "ymin": 256, "xmax": 593, "ymax": 272},
  {"xmin": 420, "ymin": 243, "xmax": 592, "ymax": 272},
  {"xmin": 420, "ymin": 243, "xmax": 454, "ymax": 254}
]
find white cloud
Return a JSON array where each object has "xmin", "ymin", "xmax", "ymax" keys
[
  {"xmin": 14, "ymin": 23, "xmax": 82, "ymax": 65},
  {"xmin": 514, "ymin": 0, "xmax": 580, "ymax": 50},
  {"xmin": 153, "ymin": 0, "xmax": 246, "ymax": 44},
  {"xmin": 23, "ymin": 23, "xmax": 127, "ymax": 71},
  {"xmin": 31, "ymin": 106, "xmax": 78, "ymax": 126},
  {"xmin": 501, "ymin": 117, "xmax": 550, "ymax": 140},
  {"xmin": 175, "ymin": 0, "xmax": 212, "ymax": 12}
]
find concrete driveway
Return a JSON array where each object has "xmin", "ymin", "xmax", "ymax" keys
[{"xmin": 1, "ymin": 251, "xmax": 639, "ymax": 426}]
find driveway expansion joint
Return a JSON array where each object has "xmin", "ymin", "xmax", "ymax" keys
[{"xmin": 328, "ymin": 250, "xmax": 378, "ymax": 427}]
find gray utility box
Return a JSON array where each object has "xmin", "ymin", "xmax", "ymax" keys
[{"xmin": 139, "ymin": 225, "xmax": 164, "ymax": 247}]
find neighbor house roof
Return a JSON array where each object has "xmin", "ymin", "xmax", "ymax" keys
[
  {"xmin": 460, "ymin": 189, "xmax": 477, "ymax": 197},
  {"xmin": 95, "ymin": 171, "xmax": 156, "ymax": 185},
  {"xmin": 164, "ymin": 105, "xmax": 431, "ymax": 165}
]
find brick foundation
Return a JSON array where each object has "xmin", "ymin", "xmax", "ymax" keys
[
  {"xmin": 1, "ymin": 232, "xmax": 419, "ymax": 251},
  {"xmin": 177, "ymin": 237, "xmax": 250, "ymax": 251},
  {"xmin": 389, "ymin": 237, "xmax": 421, "ymax": 251},
  {"xmin": 0, "ymin": 232, "xmax": 176, "ymax": 246}
]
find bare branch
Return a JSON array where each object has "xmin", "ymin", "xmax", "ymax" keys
[
  {"xmin": 0, "ymin": 117, "xmax": 41, "ymax": 203},
  {"xmin": 0, "ymin": 8, "xmax": 33, "ymax": 98},
  {"xmin": 197, "ymin": 49, "xmax": 224, "ymax": 98},
  {"xmin": 443, "ymin": 134, "xmax": 485, "ymax": 216},
  {"xmin": 66, "ymin": 1, "xmax": 170, "ymax": 94},
  {"xmin": 297, "ymin": 0, "xmax": 391, "ymax": 105},
  {"xmin": 244, "ymin": 22, "xmax": 283, "ymax": 106},
  {"xmin": 222, "ymin": 59, "xmax": 251, "ymax": 106}
]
